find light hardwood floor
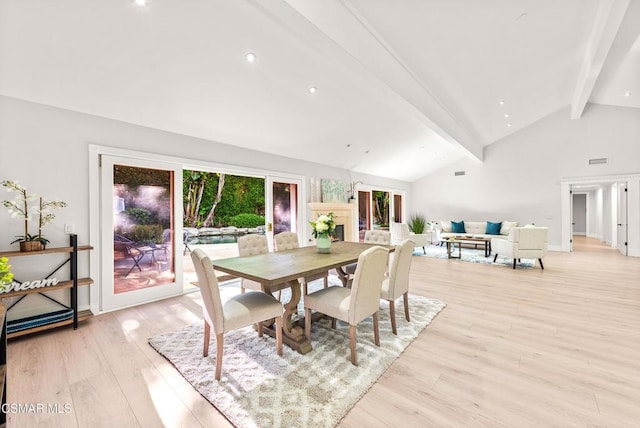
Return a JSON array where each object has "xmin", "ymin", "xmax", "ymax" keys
[{"xmin": 6, "ymin": 237, "xmax": 640, "ymax": 427}]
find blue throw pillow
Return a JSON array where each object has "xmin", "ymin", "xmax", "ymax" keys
[
  {"xmin": 486, "ymin": 221, "xmax": 502, "ymax": 235},
  {"xmin": 451, "ymin": 220, "xmax": 465, "ymax": 233}
]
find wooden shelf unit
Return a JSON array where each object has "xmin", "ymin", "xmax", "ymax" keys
[{"xmin": 0, "ymin": 234, "xmax": 93, "ymax": 339}]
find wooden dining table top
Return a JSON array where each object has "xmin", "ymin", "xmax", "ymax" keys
[{"xmin": 211, "ymin": 241, "xmax": 392, "ymax": 288}]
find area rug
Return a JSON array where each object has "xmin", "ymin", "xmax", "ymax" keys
[
  {"xmin": 148, "ymin": 287, "xmax": 445, "ymax": 428},
  {"xmin": 416, "ymin": 244, "xmax": 534, "ymax": 268}
]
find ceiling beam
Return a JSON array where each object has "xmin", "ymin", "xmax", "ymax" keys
[
  {"xmin": 570, "ymin": 0, "xmax": 631, "ymax": 119},
  {"xmin": 258, "ymin": 0, "xmax": 484, "ymax": 162}
]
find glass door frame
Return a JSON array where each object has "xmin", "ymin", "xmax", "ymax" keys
[
  {"xmin": 354, "ymin": 183, "xmax": 406, "ymax": 238},
  {"xmin": 266, "ymin": 176, "xmax": 304, "ymax": 250},
  {"xmin": 89, "ymin": 145, "xmax": 308, "ymax": 314}
]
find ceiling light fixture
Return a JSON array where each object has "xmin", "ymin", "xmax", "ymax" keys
[
  {"xmin": 504, "ymin": 113, "xmax": 510, "ymax": 118},
  {"xmin": 499, "ymin": 100, "xmax": 505, "ymax": 106},
  {"xmin": 308, "ymin": 86, "xmax": 318, "ymax": 94},
  {"xmin": 507, "ymin": 123, "xmax": 512, "ymax": 127},
  {"xmin": 132, "ymin": 0, "xmax": 148, "ymax": 6},
  {"xmin": 624, "ymin": 92, "xmax": 631, "ymax": 97},
  {"xmin": 245, "ymin": 52, "xmax": 257, "ymax": 63}
]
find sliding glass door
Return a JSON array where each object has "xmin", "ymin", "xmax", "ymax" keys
[{"xmin": 100, "ymin": 155, "xmax": 183, "ymax": 312}]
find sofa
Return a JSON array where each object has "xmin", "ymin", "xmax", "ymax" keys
[{"xmin": 435, "ymin": 220, "xmax": 519, "ymax": 243}]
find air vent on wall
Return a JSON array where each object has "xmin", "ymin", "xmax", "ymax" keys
[
  {"xmin": 454, "ymin": 171, "xmax": 466, "ymax": 176},
  {"xmin": 589, "ymin": 158, "xmax": 608, "ymax": 165}
]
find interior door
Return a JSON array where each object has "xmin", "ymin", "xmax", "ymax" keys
[
  {"xmin": 617, "ymin": 183, "xmax": 628, "ymax": 256},
  {"xmin": 100, "ymin": 155, "xmax": 183, "ymax": 312},
  {"xmin": 266, "ymin": 177, "xmax": 301, "ymax": 248}
]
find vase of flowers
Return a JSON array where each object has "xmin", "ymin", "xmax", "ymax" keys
[
  {"xmin": 310, "ymin": 212, "xmax": 336, "ymax": 254},
  {"xmin": 2, "ymin": 180, "xmax": 67, "ymax": 251}
]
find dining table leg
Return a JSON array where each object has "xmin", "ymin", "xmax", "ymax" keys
[{"xmin": 263, "ymin": 279, "xmax": 312, "ymax": 354}]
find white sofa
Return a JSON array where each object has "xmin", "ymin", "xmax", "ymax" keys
[{"xmin": 435, "ymin": 220, "xmax": 518, "ymax": 242}]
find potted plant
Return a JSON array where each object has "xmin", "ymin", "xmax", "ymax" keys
[
  {"xmin": 0, "ymin": 256, "xmax": 14, "ymax": 292},
  {"xmin": 310, "ymin": 212, "xmax": 336, "ymax": 253},
  {"xmin": 2, "ymin": 180, "xmax": 66, "ymax": 252},
  {"xmin": 408, "ymin": 213, "xmax": 428, "ymax": 234}
]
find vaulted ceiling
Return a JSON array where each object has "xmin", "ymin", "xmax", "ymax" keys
[{"xmin": 1, "ymin": 0, "xmax": 638, "ymax": 182}]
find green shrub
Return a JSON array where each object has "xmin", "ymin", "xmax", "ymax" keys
[
  {"xmin": 123, "ymin": 207, "xmax": 154, "ymax": 225},
  {"xmin": 408, "ymin": 213, "xmax": 427, "ymax": 234},
  {"xmin": 228, "ymin": 213, "xmax": 265, "ymax": 228},
  {"xmin": 130, "ymin": 224, "xmax": 164, "ymax": 245}
]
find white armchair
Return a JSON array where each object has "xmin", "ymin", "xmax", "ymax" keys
[
  {"xmin": 390, "ymin": 223, "xmax": 429, "ymax": 254},
  {"xmin": 491, "ymin": 227, "xmax": 548, "ymax": 269}
]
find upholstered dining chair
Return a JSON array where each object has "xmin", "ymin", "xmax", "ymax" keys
[
  {"xmin": 274, "ymin": 231, "xmax": 328, "ymax": 294},
  {"xmin": 390, "ymin": 222, "xmax": 429, "ymax": 254},
  {"xmin": 236, "ymin": 234, "xmax": 269, "ymax": 293},
  {"xmin": 304, "ymin": 246, "xmax": 388, "ymax": 365},
  {"xmin": 380, "ymin": 239, "xmax": 414, "ymax": 335},
  {"xmin": 343, "ymin": 229, "xmax": 391, "ymax": 287},
  {"xmin": 191, "ymin": 249, "xmax": 283, "ymax": 380},
  {"xmin": 491, "ymin": 226, "xmax": 548, "ymax": 269}
]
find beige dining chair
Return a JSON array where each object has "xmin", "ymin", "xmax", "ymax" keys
[
  {"xmin": 304, "ymin": 246, "xmax": 388, "ymax": 365},
  {"xmin": 343, "ymin": 229, "xmax": 391, "ymax": 287},
  {"xmin": 274, "ymin": 231, "xmax": 329, "ymax": 294},
  {"xmin": 191, "ymin": 249, "xmax": 283, "ymax": 380},
  {"xmin": 380, "ymin": 239, "xmax": 414, "ymax": 335},
  {"xmin": 237, "ymin": 234, "xmax": 269, "ymax": 293}
]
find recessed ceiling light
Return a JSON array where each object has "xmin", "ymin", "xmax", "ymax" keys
[
  {"xmin": 504, "ymin": 113, "xmax": 510, "ymax": 118},
  {"xmin": 499, "ymin": 100, "xmax": 505, "ymax": 106},
  {"xmin": 624, "ymin": 92, "xmax": 631, "ymax": 97},
  {"xmin": 308, "ymin": 86, "xmax": 318, "ymax": 94},
  {"xmin": 245, "ymin": 52, "xmax": 257, "ymax": 63},
  {"xmin": 507, "ymin": 123, "xmax": 512, "ymax": 127},
  {"xmin": 132, "ymin": 0, "xmax": 148, "ymax": 6}
]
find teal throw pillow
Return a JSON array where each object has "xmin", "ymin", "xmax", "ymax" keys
[
  {"xmin": 451, "ymin": 220, "xmax": 465, "ymax": 233},
  {"xmin": 486, "ymin": 221, "xmax": 502, "ymax": 235}
]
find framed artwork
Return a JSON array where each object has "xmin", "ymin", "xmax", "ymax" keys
[{"xmin": 321, "ymin": 179, "xmax": 345, "ymax": 203}]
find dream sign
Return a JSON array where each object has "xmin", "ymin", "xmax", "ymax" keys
[{"xmin": 0, "ymin": 278, "xmax": 60, "ymax": 294}]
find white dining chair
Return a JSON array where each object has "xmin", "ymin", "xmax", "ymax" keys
[
  {"xmin": 304, "ymin": 246, "xmax": 388, "ymax": 365},
  {"xmin": 237, "ymin": 234, "xmax": 269, "ymax": 293},
  {"xmin": 343, "ymin": 229, "xmax": 391, "ymax": 287},
  {"xmin": 191, "ymin": 249, "xmax": 283, "ymax": 380},
  {"xmin": 380, "ymin": 239, "xmax": 414, "ymax": 334}
]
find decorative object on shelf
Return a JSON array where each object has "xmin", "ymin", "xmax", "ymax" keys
[
  {"xmin": 2, "ymin": 180, "xmax": 67, "ymax": 251},
  {"xmin": 310, "ymin": 212, "xmax": 336, "ymax": 253},
  {"xmin": 0, "ymin": 256, "xmax": 14, "ymax": 292},
  {"xmin": 0, "ymin": 277, "xmax": 59, "ymax": 294},
  {"xmin": 348, "ymin": 180, "xmax": 362, "ymax": 201},
  {"xmin": 321, "ymin": 179, "xmax": 345, "ymax": 203}
]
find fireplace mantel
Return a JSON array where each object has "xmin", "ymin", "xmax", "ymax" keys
[{"xmin": 309, "ymin": 202, "xmax": 358, "ymax": 242}]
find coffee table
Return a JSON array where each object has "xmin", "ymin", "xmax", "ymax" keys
[{"xmin": 443, "ymin": 236, "xmax": 492, "ymax": 258}]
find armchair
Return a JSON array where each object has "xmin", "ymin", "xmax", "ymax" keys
[
  {"xmin": 491, "ymin": 227, "xmax": 548, "ymax": 269},
  {"xmin": 390, "ymin": 223, "xmax": 429, "ymax": 254}
]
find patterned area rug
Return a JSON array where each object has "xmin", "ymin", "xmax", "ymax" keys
[
  {"xmin": 416, "ymin": 244, "xmax": 535, "ymax": 268},
  {"xmin": 148, "ymin": 280, "xmax": 445, "ymax": 428}
]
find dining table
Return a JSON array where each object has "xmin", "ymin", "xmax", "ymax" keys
[{"xmin": 211, "ymin": 240, "xmax": 393, "ymax": 354}]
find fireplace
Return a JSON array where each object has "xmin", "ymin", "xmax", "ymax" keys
[
  {"xmin": 334, "ymin": 225, "xmax": 345, "ymax": 241},
  {"xmin": 309, "ymin": 202, "xmax": 357, "ymax": 242}
]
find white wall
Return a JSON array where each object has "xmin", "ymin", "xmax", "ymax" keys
[
  {"xmin": 410, "ymin": 104, "xmax": 640, "ymax": 252},
  {"xmin": 0, "ymin": 95, "xmax": 410, "ymax": 314}
]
